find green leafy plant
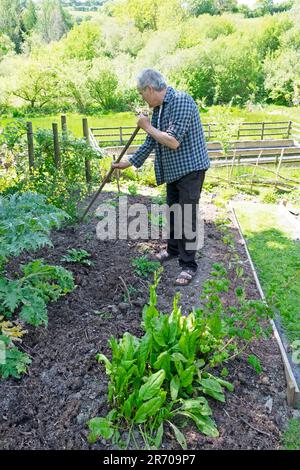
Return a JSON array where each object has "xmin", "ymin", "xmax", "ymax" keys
[
  {"xmin": 0, "ymin": 335, "xmax": 32, "ymax": 379},
  {"xmin": 61, "ymin": 248, "xmax": 94, "ymax": 266},
  {"xmin": 0, "ymin": 315, "xmax": 31, "ymax": 379},
  {"xmin": 148, "ymin": 213, "xmax": 166, "ymax": 229},
  {"xmin": 247, "ymin": 354, "xmax": 262, "ymax": 374},
  {"xmin": 0, "ymin": 259, "xmax": 75, "ymax": 327},
  {"xmin": 127, "ymin": 183, "xmax": 139, "ymax": 196},
  {"xmin": 151, "ymin": 194, "xmax": 166, "ymax": 205},
  {"xmin": 0, "ymin": 192, "xmax": 68, "ymax": 267},
  {"xmin": 122, "ymin": 285, "xmax": 140, "ymax": 302},
  {"xmin": 131, "ymin": 256, "xmax": 160, "ymax": 278},
  {"xmin": 88, "ymin": 264, "xmax": 272, "ymax": 449}
]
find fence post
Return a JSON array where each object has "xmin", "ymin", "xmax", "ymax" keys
[
  {"xmin": 82, "ymin": 118, "xmax": 92, "ymax": 185},
  {"xmin": 61, "ymin": 115, "xmax": 67, "ymax": 141},
  {"xmin": 287, "ymin": 120, "xmax": 292, "ymax": 138},
  {"xmin": 119, "ymin": 127, "xmax": 123, "ymax": 145},
  {"xmin": 261, "ymin": 122, "xmax": 265, "ymax": 140},
  {"xmin": 52, "ymin": 123, "xmax": 61, "ymax": 169},
  {"xmin": 26, "ymin": 121, "xmax": 35, "ymax": 171}
]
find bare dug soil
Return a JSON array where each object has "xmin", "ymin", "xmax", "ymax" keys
[{"xmin": 0, "ymin": 192, "xmax": 292, "ymax": 450}]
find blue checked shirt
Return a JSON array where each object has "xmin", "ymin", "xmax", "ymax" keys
[{"xmin": 128, "ymin": 86, "xmax": 210, "ymax": 185}]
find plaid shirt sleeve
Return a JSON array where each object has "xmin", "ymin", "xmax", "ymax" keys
[
  {"xmin": 166, "ymin": 94, "xmax": 194, "ymax": 144},
  {"xmin": 128, "ymin": 134, "xmax": 155, "ymax": 168}
]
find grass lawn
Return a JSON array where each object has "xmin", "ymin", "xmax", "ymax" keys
[{"xmin": 233, "ymin": 201, "xmax": 300, "ymax": 343}]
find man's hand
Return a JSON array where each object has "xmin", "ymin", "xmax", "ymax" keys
[
  {"xmin": 111, "ymin": 161, "xmax": 132, "ymax": 170},
  {"xmin": 137, "ymin": 113, "xmax": 151, "ymax": 131}
]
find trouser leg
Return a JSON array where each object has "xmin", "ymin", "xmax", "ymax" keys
[
  {"xmin": 176, "ymin": 170, "xmax": 206, "ymax": 271},
  {"xmin": 166, "ymin": 180, "xmax": 179, "ymax": 256}
]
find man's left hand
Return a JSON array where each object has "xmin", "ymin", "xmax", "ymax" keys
[{"xmin": 137, "ymin": 114, "xmax": 151, "ymax": 131}]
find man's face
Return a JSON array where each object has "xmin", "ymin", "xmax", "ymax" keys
[{"xmin": 138, "ymin": 86, "xmax": 158, "ymax": 108}]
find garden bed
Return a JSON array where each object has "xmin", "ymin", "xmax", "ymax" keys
[{"xmin": 0, "ymin": 192, "xmax": 292, "ymax": 450}]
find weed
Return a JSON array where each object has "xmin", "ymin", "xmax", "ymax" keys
[
  {"xmin": 131, "ymin": 256, "xmax": 160, "ymax": 278},
  {"xmin": 61, "ymin": 248, "xmax": 94, "ymax": 266}
]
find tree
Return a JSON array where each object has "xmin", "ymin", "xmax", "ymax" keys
[
  {"xmin": 255, "ymin": 15, "xmax": 293, "ymax": 60},
  {"xmin": 0, "ymin": 33, "xmax": 15, "ymax": 58},
  {"xmin": 22, "ymin": 0, "xmax": 38, "ymax": 34},
  {"xmin": 36, "ymin": 0, "xmax": 73, "ymax": 43},
  {"xmin": 12, "ymin": 59, "xmax": 61, "ymax": 108},
  {"xmin": 87, "ymin": 58, "xmax": 119, "ymax": 109},
  {"xmin": 187, "ymin": 0, "xmax": 238, "ymax": 16},
  {"xmin": 264, "ymin": 49, "xmax": 300, "ymax": 105},
  {"xmin": 0, "ymin": 0, "xmax": 25, "ymax": 52},
  {"xmin": 211, "ymin": 36, "xmax": 263, "ymax": 105},
  {"xmin": 61, "ymin": 20, "xmax": 102, "ymax": 60},
  {"xmin": 58, "ymin": 60, "xmax": 92, "ymax": 112},
  {"xmin": 113, "ymin": 0, "xmax": 159, "ymax": 31}
]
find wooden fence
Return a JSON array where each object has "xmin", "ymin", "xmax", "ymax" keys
[
  {"xmin": 25, "ymin": 115, "xmax": 93, "ymax": 184},
  {"xmin": 90, "ymin": 120, "xmax": 297, "ymax": 147},
  {"xmin": 6, "ymin": 116, "xmax": 300, "ymax": 189}
]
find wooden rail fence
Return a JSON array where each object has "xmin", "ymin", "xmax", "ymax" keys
[
  {"xmin": 90, "ymin": 120, "xmax": 298, "ymax": 147},
  {"xmin": 4, "ymin": 116, "xmax": 300, "ymax": 187}
]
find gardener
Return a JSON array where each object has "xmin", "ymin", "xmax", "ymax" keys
[{"xmin": 112, "ymin": 68, "xmax": 210, "ymax": 286}]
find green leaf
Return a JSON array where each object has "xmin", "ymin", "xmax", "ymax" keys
[
  {"xmin": 0, "ymin": 343, "xmax": 31, "ymax": 379},
  {"xmin": 87, "ymin": 417, "xmax": 114, "ymax": 443},
  {"xmin": 177, "ymin": 411, "xmax": 219, "ymax": 438},
  {"xmin": 178, "ymin": 398, "xmax": 212, "ymax": 416},
  {"xmin": 171, "ymin": 352, "xmax": 188, "ymax": 363},
  {"xmin": 0, "ymin": 280, "xmax": 21, "ymax": 312},
  {"xmin": 96, "ymin": 353, "xmax": 112, "ymax": 374},
  {"xmin": 139, "ymin": 369, "xmax": 165, "ymax": 401},
  {"xmin": 167, "ymin": 421, "xmax": 187, "ymax": 450},
  {"xmin": 170, "ymin": 375, "xmax": 180, "ymax": 401},
  {"xmin": 19, "ymin": 293, "xmax": 48, "ymax": 327},
  {"xmin": 180, "ymin": 365, "xmax": 195, "ymax": 388},
  {"xmin": 154, "ymin": 423, "xmax": 164, "ymax": 449},
  {"xmin": 122, "ymin": 392, "xmax": 137, "ymax": 420},
  {"xmin": 134, "ymin": 393, "xmax": 166, "ymax": 424},
  {"xmin": 153, "ymin": 352, "xmax": 170, "ymax": 376},
  {"xmin": 137, "ymin": 333, "xmax": 152, "ymax": 375},
  {"xmin": 199, "ymin": 378, "xmax": 225, "ymax": 402},
  {"xmin": 247, "ymin": 354, "xmax": 262, "ymax": 374}
]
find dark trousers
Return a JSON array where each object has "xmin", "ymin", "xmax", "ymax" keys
[{"xmin": 166, "ymin": 170, "xmax": 206, "ymax": 272}]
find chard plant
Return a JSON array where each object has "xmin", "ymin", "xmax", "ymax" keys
[{"xmin": 88, "ymin": 264, "xmax": 272, "ymax": 449}]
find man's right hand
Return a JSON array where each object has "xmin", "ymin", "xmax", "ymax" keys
[{"xmin": 111, "ymin": 161, "xmax": 132, "ymax": 170}]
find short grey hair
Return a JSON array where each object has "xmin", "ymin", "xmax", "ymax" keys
[{"xmin": 137, "ymin": 68, "xmax": 167, "ymax": 91}]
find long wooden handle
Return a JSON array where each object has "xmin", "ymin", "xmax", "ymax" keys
[{"xmin": 79, "ymin": 126, "xmax": 140, "ymax": 221}]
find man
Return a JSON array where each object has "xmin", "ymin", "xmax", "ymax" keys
[{"xmin": 112, "ymin": 68, "xmax": 210, "ymax": 286}]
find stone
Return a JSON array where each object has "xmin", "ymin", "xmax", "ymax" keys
[
  {"xmin": 118, "ymin": 302, "xmax": 129, "ymax": 312},
  {"xmin": 264, "ymin": 396, "xmax": 273, "ymax": 413}
]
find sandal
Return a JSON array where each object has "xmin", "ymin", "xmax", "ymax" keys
[
  {"xmin": 155, "ymin": 250, "xmax": 177, "ymax": 263},
  {"xmin": 175, "ymin": 269, "xmax": 197, "ymax": 286}
]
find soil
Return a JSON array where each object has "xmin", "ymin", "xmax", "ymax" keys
[{"xmin": 0, "ymin": 191, "xmax": 292, "ymax": 450}]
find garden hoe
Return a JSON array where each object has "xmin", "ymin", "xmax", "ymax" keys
[{"xmin": 79, "ymin": 126, "xmax": 140, "ymax": 222}]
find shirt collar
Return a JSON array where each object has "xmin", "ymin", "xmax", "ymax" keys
[{"xmin": 162, "ymin": 86, "xmax": 175, "ymax": 104}]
